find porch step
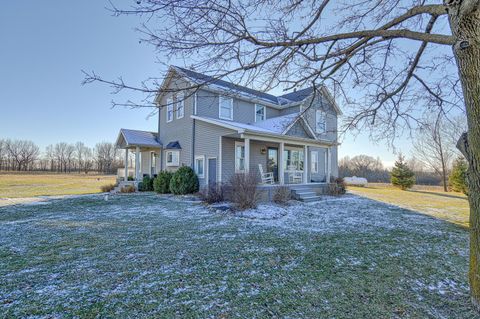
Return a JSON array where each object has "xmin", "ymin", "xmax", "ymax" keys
[{"xmin": 290, "ymin": 186, "xmax": 322, "ymax": 202}]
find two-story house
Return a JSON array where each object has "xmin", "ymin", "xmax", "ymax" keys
[{"xmin": 115, "ymin": 66, "xmax": 341, "ymax": 193}]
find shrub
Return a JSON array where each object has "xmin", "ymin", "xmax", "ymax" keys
[
  {"xmin": 140, "ymin": 175, "xmax": 154, "ymax": 192},
  {"xmin": 154, "ymin": 171, "xmax": 173, "ymax": 194},
  {"xmin": 328, "ymin": 178, "xmax": 346, "ymax": 196},
  {"xmin": 100, "ymin": 183, "xmax": 116, "ymax": 193},
  {"xmin": 198, "ymin": 183, "xmax": 224, "ymax": 204},
  {"xmin": 449, "ymin": 157, "xmax": 469, "ymax": 195},
  {"xmin": 229, "ymin": 173, "xmax": 259, "ymax": 210},
  {"xmin": 127, "ymin": 176, "xmax": 134, "ymax": 181},
  {"xmin": 170, "ymin": 166, "xmax": 199, "ymax": 195},
  {"xmin": 272, "ymin": 186, "xmax": 291, "ymax": 205},
  {"xmin": 390, "ymin": 155, "xmax": 415, "ymax": 190},
  {"xmin": 120, "ymin": 185, "xmax": 136, "ymax": 193}
]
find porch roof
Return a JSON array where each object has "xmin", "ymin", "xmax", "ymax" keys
[
  {"xmin": 116, "ymin": 129, "xmax": 162, "ymax": 149},
  {"xmin": 191, "ymin": 115, "xmax": 335, "ymax": 146}
]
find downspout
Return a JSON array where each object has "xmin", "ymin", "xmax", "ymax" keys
[{"xmin": 191, "ymin": 92, "xmax": 197, "ymax": 169}]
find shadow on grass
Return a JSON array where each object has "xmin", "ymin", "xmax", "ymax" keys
[{"xmin": 408, "ymin": 190, "xmax": 468, "ymax": 201}]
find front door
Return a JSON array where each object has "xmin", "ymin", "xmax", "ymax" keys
[
  {"xmin": 267, "ymin": 147, "xmax": 278, "ymax": 182},
  {"xmin": 208, "ymin": 158, "xmax": 217, "ymax": 185}
]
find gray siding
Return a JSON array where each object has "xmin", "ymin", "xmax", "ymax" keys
[
  {"xmin": 158, "ymin": 76, "xmax": 195, "ymax": 172},
  {"xmin": 196, "ymin": 88, "xmax": 280, "ymax": 124},
  {"xmin": 285, "ymin": 121, "xmax": 311, "ymax": 139},
  {"xmin": 280, "ymin": 105, "xmax": 300, "ymax": 116},
  {"xmin": 302, "ymin": 94, "xmax": 338, "ymax": 142},
  {"xmin": 194, "ymin": 120, "xmax": 236, "ymax": 187}
]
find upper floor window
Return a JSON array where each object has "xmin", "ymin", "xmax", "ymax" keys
[
  {"xmin": 166, "ymin": 150, "xmax": 180, "ymax": 166},
  {"xmin": 255, "ymin": 104, "xmax": 265, "ymax": 122},
  {"xmin": 176, "ymin": 92, "xmax": 185, "ymax": 119},
  {"xmin": 166, "ymin": 97, "xmax": 174, "ymax": 123},
  {"xmin": 316, "ymin": 110, "xmax": 326, "ymax": 134},
  {"xmin": 219, "ymin": 96, "xmax": 233, "ymax": 120}
]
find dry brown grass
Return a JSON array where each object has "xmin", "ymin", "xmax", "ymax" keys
[
  {"xmin": 348, "ymin": 183, "xmax": 469, "ymax": 227},
  {"xmin": 0, "ymin": 173, "xmax": 116, "ymax": 198}
]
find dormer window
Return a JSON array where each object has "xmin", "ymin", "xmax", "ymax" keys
[
  {"xmin": 219, "ymin": 96, "xmax": 233, "ymax": 120},
  {"xmin": 316, "ymin": 110, "xmax": 326, "ymax": 134},
  {"xmin": 255, "ymin": 104, "xmax": 265, "ymax": 122}
]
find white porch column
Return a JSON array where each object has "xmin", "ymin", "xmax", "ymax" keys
[
  {"xmin": 124, "ymin": 148, "xmax": 129, "ymax": 181},
  {"xmin": 244, "ymin": 138, "xmax": 250, "ymax": 173},
  {"xmin": 327, "ymin": 147, "xmax": 332, "ymax": 182},
  {"xmin": 218, "ymin": 136, "xmax": 223, "ymax": 183},
  {"xmin": 304, "ymin": 145, "xmax": 308, "ymax": 184},
  {"xmin": 135, "ymin": 146, "xmax": 140, "ymax": 181},
  {"xmin": 279, "ymin": 142, "xmax": 285, "ymax": 185}
]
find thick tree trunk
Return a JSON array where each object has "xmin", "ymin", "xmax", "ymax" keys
[{"xmin": 448, "ymin": 2, "xmax": 480, "ymax": 310}]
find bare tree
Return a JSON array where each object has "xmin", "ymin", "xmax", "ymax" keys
[
  {"xmin": 95, "ymin": 142, "xmax": 117, "ymax": 174},
  {"xmin": 85, "ymin": 0, "xmax": 480, "ymax": 307},
  {"xmin": 0, "ymin": 139, "xmax": 5, "ymax": 171},
  {"xmin": 5, "ymin": 139, "xmax": 39, "ymax": 171},
  {"xmin": 413, "ymin": 117, "xmax": 455, "ymax": 191}
]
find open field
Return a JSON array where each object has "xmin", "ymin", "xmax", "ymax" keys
[
  {"xmin": 0, "ymin": 173, "xmax": 116, "ymax": 199},
  {"xmin": 348, "ymin": 184, "xmax": 470, "ymax": 228},
  {"xmin": 0, "ymin": 193, "xmax": 476, "ymax": 317}
]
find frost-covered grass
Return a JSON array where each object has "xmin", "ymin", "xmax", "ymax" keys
[{"xmin": 0, "ymin": 193, "xmax": 477, "ymax": 318}]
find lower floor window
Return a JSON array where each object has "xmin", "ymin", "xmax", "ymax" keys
[
  {"xmin": 284, "ymin": 149, "xmax": 304, "ymax": 171},
  {"xmin": 311, "ymin": 151, "xmax": 318, "ymax": 173},
  {"xmin": 235, "ymin": 142, "xmax": 245, "ymax": 172},
  {"xmin": 166, "ymin": 150, "xmax": 180, "ymax": 166},
  {"xmin": 194, "ymin": 156, "xmax": 205, "ymax": 178}
]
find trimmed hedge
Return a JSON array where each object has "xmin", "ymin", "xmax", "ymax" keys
[
  {"xmin": 139, "ymin": 175, "xmax": 154, "ymax": 192},
  {"xmin": 170, "ymin": 166, "xmax": 199, "ymax": 195},
  {"xmin": 154, "ymin": 171, "xmax": 173, "ymax": 194}
]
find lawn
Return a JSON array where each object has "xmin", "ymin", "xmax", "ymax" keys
[
  {"xmin": 0, "ymin": 173, "xmax": 116, "ymax": 199},
  {"xmin": 0, "ymin": 193, "xmax": 477, "ymax": 318},
  {"xmin": 348, "ymin": 185, "xmax": 470, "ymax": 228}
]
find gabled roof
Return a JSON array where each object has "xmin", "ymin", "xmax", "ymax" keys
[
  {"xmin": 116, "ymin": 129, "xmax": 162, "ymax": 148},
  {"xmin": 165, "ymin": 141, "xmax": 182, "ymax": 150},
  {"xmin": 174, "ymin": 66, "xmax": 279, "ymax": 105},
  {"xmin": 155, "ymin": 66, "xmax": 342, "ymax": 115}
]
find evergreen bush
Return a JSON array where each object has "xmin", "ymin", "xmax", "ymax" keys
[
  {"xmin": 169, "ymin": 166, "xmax": 199, "ymax": 195},
  {"xmin": 154, "ymin": 171, "xmax": 173, "ymax": 194},
  {"xmin": 449, "ymin": 157, "xmax": 468, "ymax": 195},
  {"xmin": 390, "ymin": 155, "xmax": 415, "ymax": 190}
]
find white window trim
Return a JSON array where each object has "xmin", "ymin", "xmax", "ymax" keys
[
  {"xmin": 166, "ymin": 150, "xmax": 180, "ymax": 167},
  {"xmin": 284, "ymin": 147, "xmax": 305, "ymax": 172},
  {"xmin": 176, "ymin": 93, "xmax": 185, "ymax": 119},
  {"xmin": 219, "ymin": 96, "xmax": 234, "ymax": 121},
  {"xmin": 315, "ymin": 109, "xmax": 327, "ymax": 134},
  {"xmin": 311, "ymin": 151, "xmax": 318, "ymax": 173},
  {"xmin": 166, "ymin": 97, "xmax": 174, "ymax": 123},
  {"xmin": 235, "ymin": 141, "xmax": 245, "ymax": 173},
  {"xmin": 193, "ymin": 92, "xmax": 198, "ymax": 115},
  {"xmin": 254, "ymin": 104, "xmax": 266, "ymax": 122},
  {"xmin": 194, "ymin": 155, "xmax": 205, "ymax": 178}
]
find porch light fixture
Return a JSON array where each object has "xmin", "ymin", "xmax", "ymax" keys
[{"xmin": 260, "ymin": 147, "xmax": 267, "ymax": 155}]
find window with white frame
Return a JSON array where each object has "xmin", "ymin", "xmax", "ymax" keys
[
  {"xmin": 176, "ymin": 92, "xmax": 185, "ymax": 119},
  {"xmin": 219, "ymin": 96, "xmax": 233, "ymax": 120},
  {"xmin": 166, "ymin": 97, "xmax": 174, "ymax": 123},
  {"xmin": 311, "ymin": 151, "xmax": 318, "ymax": 173},
  {"xmin": 316, "ymin": 110, "xmax": 326, "ymax": 133},
  {"xmin": 283, "ymin": 148, "xmax": 304, "ymax": 171},
  {"xmin": 255, "ymin": 104, "xmax": 265, "ymax": 122},
  {"xmin": 194, "ymin": 156, "xmax": 205, "ymax": 178},
  {"xmin": 166, "ymin": 150, "xmax": 180, "ymax": 166},
  {"xmin": 235, "ymin": 141, "xmax": 245, "ymax": 172},
  {"xmin": 151, "ymin": 152, "xmax": 158, "ymax": 175}
]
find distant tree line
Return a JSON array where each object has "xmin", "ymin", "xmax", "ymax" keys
[
  {"xmin": 0, "ymin": 139, "xmax": 125, "ymax": 174},
  {"xmin": 339, "ymin": 154, "xmax": 466, "ymax": 187}
]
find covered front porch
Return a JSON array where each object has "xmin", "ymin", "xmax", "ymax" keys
[
  {"xmin": 219, "ymin": 132, "xmax": 333, "ymax": 186},
  {"xmin": 115, "ymin": 129, "xmax": 162, "ymax": 181}
]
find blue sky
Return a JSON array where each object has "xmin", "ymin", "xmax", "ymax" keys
[{"xmin": 0, "ymin": 1, "xmax": 412, "ymax": 167}]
